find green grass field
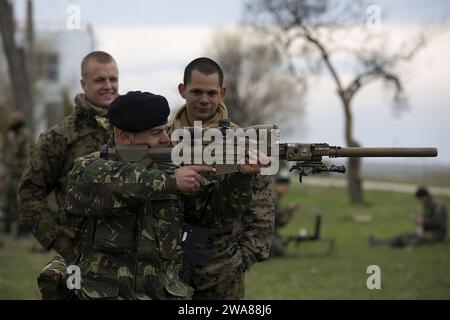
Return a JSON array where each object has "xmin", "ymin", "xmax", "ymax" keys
[
  {"xmin": 1, "ymin": 185, "xmax": 449, "ymax": 300},
  {"xmin": 246, "ymin": 185, "xmax": 450, "ymax": 299}
]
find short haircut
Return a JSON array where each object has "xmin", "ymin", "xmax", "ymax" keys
[
  {"xmin": 81, "ymin": 51, "xmax": 116, "ymax": 79},
  {"xmin": 183, "ymin": 57, "xmax": 224, "ymax": 87}
]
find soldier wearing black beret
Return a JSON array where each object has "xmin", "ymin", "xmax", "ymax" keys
[
  {"xmin": 63, "ymin": 88, "xmax": 262, "ymax": 300},
  {"xmin": 64, "ymin": 91, "xmax": 220, "ymax": 300},
  {"xmin": 106, "ymin": 91, "xmax": 172, "ymax": 148}
]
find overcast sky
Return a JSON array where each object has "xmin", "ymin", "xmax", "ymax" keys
[{"xmin": 12, "ymin": 0, "xmax": 450, "ymax": 166}]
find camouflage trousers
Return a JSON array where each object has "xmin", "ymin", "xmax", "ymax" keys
[
  {"xmin": 77, "ymin": 269, "xmax": 194, "ymax": 300},
  {"xmin": 38, "ymin": 254, "xmax": 75, "ymax": 299},
  {"xmin": 76, "ymin": 283, "xmax": 194, "ymax": 300},
  {"xmin": 390, "ymin": 231, "xmax": 445, "ymax": 248},
  {"xmin": 39, "ymin": 255, "xmax": 193, "ymax": 300},
  {"xmin": 191, "ymin": 244, "xmax": 245, "ymax": 300}
]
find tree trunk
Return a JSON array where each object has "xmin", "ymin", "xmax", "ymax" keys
[
  {"xmin": 0, "ymin": 0, "xmax": 34, "ymax": 133},
  {"xmin": 26, "ymin": 0, "xmax": 35, "ymax": 122},
  {"xmin": 341, "ymin": 93, "xmax": 364, "ymax": 203},
  {"xmin": 348, "ymin": 153, "xmax": 364, "ymax": 203}
]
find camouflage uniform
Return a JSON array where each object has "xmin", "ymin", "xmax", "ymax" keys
[
  {"xmin": 18, "ymin": 94, "xmax": 111, "ymax": 248},
  {"xmin": 63, "ymin": 145, "xmax": 253, "ymax": 299},
  {"xmin": 0, "ymin": 122, "xmax": 32, "ymax": 234},
  {"xmin": 390, "ymin": 198, "xmax": 447, "ymax": 248},
  {"xmin": 17, "ymin": 93, "xmax": 112, "ymax": 298},
  {"xmin": 269, "ymin": 195, "xmax": 296, "ymax": 257},
  {"xmin": 168, "ymin": 104, "xmax": 275, "ymax": 300},
  {"xmin": 0, "ymin": 136, "xmax": 6, "ymax": 231}
]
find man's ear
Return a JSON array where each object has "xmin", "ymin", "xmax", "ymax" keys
[
  {"xmin": 220, "ymin": 85, "xmax": 227, "ymax": 99},
  {"xmin": 80, "ymin": 78, "xmax": 86, "ymax": 91},
  {"xmin": 178, "ymin": 83, "xmax": 186, "ymax": 99},
  {"xmin": 116, "ymin": 129, "xmax": 132, "ymax": 144}
]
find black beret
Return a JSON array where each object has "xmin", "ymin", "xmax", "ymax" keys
[{"xmin": 108, "ymin": 91, "xmax": 170, "ymax": 132}]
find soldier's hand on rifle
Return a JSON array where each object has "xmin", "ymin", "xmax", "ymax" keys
[
  {"xmin": 175, "ymin": 165, "xmax": 215, "ymax": 192},
  {"xmin": 238, "ymin": 149, "xmax": 271, "ymax": 174}
]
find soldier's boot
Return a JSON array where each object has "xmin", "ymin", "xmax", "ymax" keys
[
  {"xmin": 38, "ymin": 254, "xmax": 71, "ymax": 299},
  {"xmin": 389, "ymin": 232, "xmax": 419, "ymax": 249},
  {"xmin": 368, "ymin": 235, "xmax": 386, "ymax": 246}
]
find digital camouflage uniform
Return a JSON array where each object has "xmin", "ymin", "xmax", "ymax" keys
[
  {"xmin": 1, "ymin": 123, "xmax": 32, "ymax": 234},
  {"xmin": 269, "ymin": 195, "xmax": 296, "ymax": 257},
  {"xmin": 17, "ymin": 94, "xmax": 112, "ymax": 298},
  {"xmin": 168, "ymin": 103, "xmax": 275, "ymax": 300},
  {"xmin": 63, "ymin": 145, "xmax": 253, "ymax": 300},
  {"xmin": 390, "ymin": 198, "xmax": 447, "ymax": 248}
]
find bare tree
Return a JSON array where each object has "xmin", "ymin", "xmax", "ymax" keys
[
  {"xmin": 0, "ymin": 0, "xmax": 34, "ymax": 134},
  {"xmin": 207, "ymin": 29, "xmax": 306, "ymax": 130},
  {"xmin": 245, "ymin": 0, "xmax": 428, "ymax": 203},
  {"xmin": 0, "ymin": 45, "xmax": 14, "ymax": 134}
]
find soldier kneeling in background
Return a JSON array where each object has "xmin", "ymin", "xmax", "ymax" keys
[{"xmin": 369, "ymin": 187, "xmax": 447, "ymax": 248}]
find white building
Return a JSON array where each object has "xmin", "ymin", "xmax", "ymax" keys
[
  {"xmin": 28, "ymin": 25, "xmax": 95, "ymax": 134},
  {"xmin": 0, "ymin": 24, "xmax": 96, "ymax": 135}
]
